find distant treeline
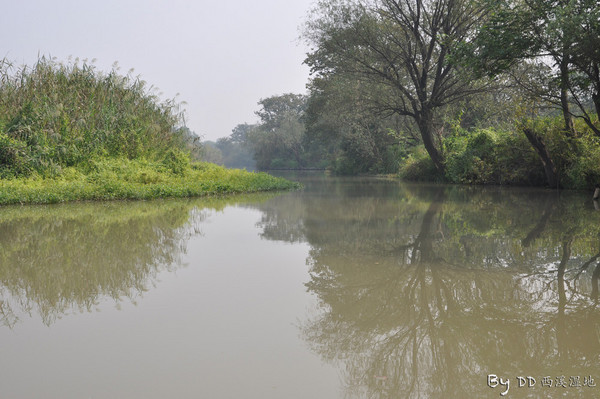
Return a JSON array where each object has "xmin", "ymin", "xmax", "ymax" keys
[
  {"xmin": 206, "ymin": 0, "xmax": 600, "ymax": 189},
  {"xmin": 201, "ymin": 94, "xmax": 328, "ymax": 171}
]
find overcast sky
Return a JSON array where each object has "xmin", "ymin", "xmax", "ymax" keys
[{"xmin": 1, "ymin": 0, "xmax": 315, "ymax": 141}]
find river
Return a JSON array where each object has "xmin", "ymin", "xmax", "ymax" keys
[{"xmin": 1, "ymin": 172, "xmax": 599, "ymax": 398}]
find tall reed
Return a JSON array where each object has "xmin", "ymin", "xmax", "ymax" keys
[{"xmin": 0, "ymin": 57, "xmax": 187, "ymax": 177}]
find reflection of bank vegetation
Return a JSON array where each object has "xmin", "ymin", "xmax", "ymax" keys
[
  {"xmin": 252, "ymin": 177, "xmax": 600, "ymax": 398},
  {"xmin": 0, "ymin": 192, "xmax": 279, "ymax": 327}
]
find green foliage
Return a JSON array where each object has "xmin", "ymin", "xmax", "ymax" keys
[
  {"xmin": 0, "ymin": 131, "xmax": 30, "ymax": 177},
  {"xmin": 380, "ymin": 145, "xmax": 405, "ymax": 174},
  {"xmin": 331, "ymin": 156, "xmax": 362, "ymax": 176},
  {"xmin": 444, "ymin": 128, "xmax": 498, "ymax": 184},
  {"xmin": 439, "ymin": 117, "xmax": 600, "ymax": 188},
  {"xmin": 0, "ymin": 57, "xmax": 186, "ymax": 177},
  {"xmin": 161, "ymin": 149, "xmax": 190, "ymax": 175},
  {"xmin": 270, "ymin": 157, "xmax": 299, "ymax": 170},
  {"xmin": 493, "ymin": 128, "xmax": 546, "ymax": 186},
  {"xmin": 0, "ymin": 57, "xmax": 301, "ymax": 204},
  {"xmin": 524, "ymin": 116, "xmax": 600, "ymax": 189},
  {"xmin": 246, "ymin": 94, "xmax": 313, "ymax": 170},
  {"xmin": 297, "ymin": 0, "xmax": 600, "ymax": 186},
  {"xmin": 198, "ymin": 141, "xmax": 225, "ymax": 165},
  {"xmin": 452, "ymin": 0, "xmax": 539, "ymax": 77},
  {"xmin": 304, "ymin": 72, "xmax": 411, "ymax": 175},
  {"xmin": 457, "ymin": 0, "xmax": 600, "ymax": 136},
  {"xmin": 255, "ymin": 94, "xmax": 306, "ymax": 132},
  {"xmin": 443, "ymin": 126, "xmax": 547, "ymax": 185},
  {"xmin": 177, "ymin": 126, "xmax": 203, "ymax": 161},
  {"xmin": 329, "ymin": 139, "xmax": 406, "ymax": 176},
  {"xmin": 210, "ymin": 124, "xmax": 256, "ymax": 169},
  {"xmin": 0, "ymin": 158, "xmax": 300, "ymax": 205},
  {"xmin": 398, "ymin": 147, "xmax": 440, "ymax": 182},
  {"xmin": 303, "ymin": 0, "xmax": 489, "ymax": 173},
  {"xmin": 566, "ymin": 147, "xmax": 600, "ymax": 189}
]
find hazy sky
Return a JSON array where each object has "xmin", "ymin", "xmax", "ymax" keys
[{"xmin": 2, "ymin": 0, "xmax": 315, "ymax": 141}]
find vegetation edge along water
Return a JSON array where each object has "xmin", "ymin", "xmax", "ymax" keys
[
  {"xmin": 0, "ymin": 57, "xmax": 299, "ymax": 205},
  {"xmin": 0, "ymin": 158, "xmax": 300, "ymax": 205}
]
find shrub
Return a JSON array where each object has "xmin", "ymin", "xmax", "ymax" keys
[
  {"xmin": 0, "ymin": 158, "xmax": 300, "ymax": 205},
  {"xmin": 379, "ymin": 144, "xmax": 405, "ymax": 174},
  {"xmin": 494, "ymin": 129, "xmax": 545, "ymax": 186},
  {"xmin": 518, "ymin": 116, "xmax": 600, "ymax": 189},
  {"xmin": 161, "ymin": 149, "xmax": 190, "ymax": 175},
  {"xmin": 399, "ymin": 146, "xmax": 441, "ymax": 181},
  {"xmin": 444, "ymin": 128, "xmax": 498, "ymax": 184},
  {"xmin": 558, "ymin": 122, "xmax": 600, "ymax": 189},
  {"xmin": 331, "ymin": 155, "xmax": 364, "ymax": 175},
  {"xmin": 270, "ymin": 157, "xmax": 299, "ymax": 169},
  {"xmin": 443, "ymin": 127, "xmax": 546, "ymax": 186}
]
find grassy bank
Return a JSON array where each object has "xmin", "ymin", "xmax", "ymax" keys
[
  {"xmin": 0, "ymin": 157, "xmax": 299, "ymax": 205},
  {"xmin": 0, "ymin": 58, "xmax": 299, "ymax": 204}
]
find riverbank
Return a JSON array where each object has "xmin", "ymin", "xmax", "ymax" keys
[
  {"xmin": 0, "ymin": 58, "xmax": 299, "ymax": 205},
  {"xmin": 0, "ymin": 157, "xmax": 300, "ymax": 205}
]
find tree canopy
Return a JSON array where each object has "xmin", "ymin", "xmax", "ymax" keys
[{"xmin": 304, "ymin": 0, "xmax": 489, "ymax": 172}]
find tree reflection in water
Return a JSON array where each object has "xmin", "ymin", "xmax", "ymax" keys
[
  {"xmin": 254, "ymin": 176, "xmax": 600, "ymax": 398},
  {"xmin": 3, "ymin": 173, "xmax": 599, "ymax": 397},
  {"xmin": 0, "ymin": 193, "xmax": 278, "ymax": 328}
]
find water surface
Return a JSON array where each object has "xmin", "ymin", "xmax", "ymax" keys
[{"xmin": 1, "ymin": 174, "xmax": 600, "ymax": 398}]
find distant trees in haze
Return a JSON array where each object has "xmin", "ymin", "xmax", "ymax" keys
[
  {"xmin": 246, "ymin": 94, "xmax": 308, "ymax": 169},
  {"xmin": 214, "ymin": 123, "xmax": 257, "ymax": 170},
  {"xmin": 203, "ymin": 94, "xmax": 329, "ymax": 171}
]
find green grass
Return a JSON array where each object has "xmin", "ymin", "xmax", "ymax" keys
[
  {"xmin": 0, "ymin": 57, "xmax": 300, "ymax": 204},
  {"xmin": 0, "ymin": 57, "xmax": 191, "ymax": 178},
  {"xmin": 0, "ymin": 157, "xmax": 300, "ymax": 205}
]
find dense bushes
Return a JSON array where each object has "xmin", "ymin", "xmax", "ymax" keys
[
  {"xmin": 400, "ymin": 116, "xmax": 600, "ymax": 189},
  {"xmin": 442, "ymin": 126, "xmax": 545, "ymax": 186},
  {"xmin": 444, "ymin": 128, "xmax": 497, "ymax": 184},
  {"xmin": 398, "ymin": 147, "xmax": 440, "ymax": 182}
]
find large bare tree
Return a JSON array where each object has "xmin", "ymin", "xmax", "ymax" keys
[{"xmin": 304, "ymin": 0, "xmax": 487, "ymax": 172}]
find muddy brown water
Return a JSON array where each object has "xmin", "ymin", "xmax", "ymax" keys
[{"xmin": 1, "ymin": 172, "xmax": 599, "ymax": 398}]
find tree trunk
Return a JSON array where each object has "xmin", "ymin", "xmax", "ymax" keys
[
  {"xmin": 592, "ymin": 262, "xmax": 600, "ymax": 303},
  {"xmin": 522, "ymin": 128, "xmax": 560, "ymax": 188},
  {"xmin": 559, "ymin": 56, "xmax": 576, "ymax": 138},
  {"xmin": 417, "ymin": 112, "xmax": 445, "ymax": 174},
  {"xmin": 522, "ymin": 199, "xmax": 555, "ymax": 247},
  {"xmin": 593, "ymin": 92, "xmax": 600, "ymax": 126},
  {"xmin": 556, "ymin": 238, "xmax": 571, "ymax": 361},
  {"xmin": 412, "ymin": 189, "xmax": 445, "ymax": 263},
  {"xmin": 592, "ymin": 62, "xmax": 600, "ymax": 123}
]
